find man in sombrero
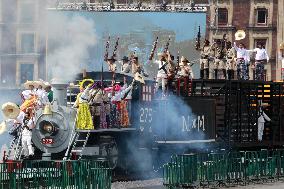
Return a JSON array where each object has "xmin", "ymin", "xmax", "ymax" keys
[
  {"xmin": 35, "ymin": 80, "xmax": 49, "ymax": 107},
  {"xmin": 20, "ymin": 80, "xmax": 38, "ymax": 112}
]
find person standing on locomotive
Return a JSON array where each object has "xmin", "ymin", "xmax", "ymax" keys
[
  {"xmin": 155, "ymin": 52, "xmax": 170, "ymax": 96},
  {"xmin": 35, "ymin": 80, "xmax": 49, "ymax": 107},
  {"xmin": 121, "ymin": 56, "xmax": 131, "ymax": 73},
  {"xmin": 107, "ymin": 57, "xmax": 117, "ymax": 72},
  {"xmin": 213, "ymin": 40, "xmax": 226, "ymax": 79},
  {"xmin": 131, "ymin": 54, "xmax": 148, "ymax": 77},
  {"xmin": 73, "ymin": 79, "xmax": 95, "ymax": 130},
  {"xmin": 21, "ymin": 108, "xmax": 35, "ymax": 158},
  {"xmin": 250, "ymin": 43, "xmax": 269, "ymax": 80},
  {"xmin": 226, "ymin": 41, "xmax": 236, "ymax": 80},
  {"xmin": 89, "ymin": 82, "xmax": 109, "ymax": 129},
  {"xmin": 178, "ymin": 56, "xmax": 194, "ymax": 79},
  {"xmin": 198, "ymin": 40, "xmax": 212, "ymax": 79},
  {"xmin": 44, "ymin": 82, "xmax": 53, "ymax": 103},
  {"xmin": 20, "ymin": 81, "xmax": 38, "ymax": 112},
  {"xmin": 233, "ymin": 42, "xmax": 250, "ymax": 80}
]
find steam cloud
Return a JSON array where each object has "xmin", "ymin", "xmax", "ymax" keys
[{"xmin": 41, "ymin": 12, "xmax": 97, "ymax": 81}]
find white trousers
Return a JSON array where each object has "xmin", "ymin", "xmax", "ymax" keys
[
  {"xmin": 22, "ymin": 135, "xmax": 34, "ymax": 156},
  {"xmin": 156, "ymin": 77, "xmax": 168, "ymax": 93},
  {"xmin": 258, "ymin": 122, "xmax": 264, "ymax": 141}
]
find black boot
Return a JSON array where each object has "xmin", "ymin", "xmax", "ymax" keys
[
  {"xmin": 222, "ymin": 69, "xmax": 226, "ymax": 79},
  {"xmin": 231, "ymin": 70, "xmax": 234, "ymax": 80},
  {"xmin": 205, "ymin": 68, "xmax": 209, "ymax": 79},
  {"xmin": 227, "ymin": 70, "xmax": 231, "ymax": 80},
  {"xmin": 200, "ymin": 70, "xmax": 204, "ymax": 79},
  {"xmin": 214, "ymin": 69, "xmax": 218, "ymax": 79}
]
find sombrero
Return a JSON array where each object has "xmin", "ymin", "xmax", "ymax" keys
[
  {"xmin": 235, "ymin": 30, "xmax": 246, "ymax": 41},
  {"xmin": 158, "ymin": 52, "xmax": 167, "ymax": 59},
  {"xmin": 0, "ymin": 122, "xmax": 7, "ymax": 135},
  {"xmin": 181, "ymin": 56, "xmax": 189, "ymax": 63},
  {"xmin": 134, "ymin": 73, "xmax": 145, "ymax": 84},
  {"xmin": 2, "ymin": 102, "xmax": 20, "ymax": 119},
  {"xmin": 35, "ymin": 80, "xmax": 46, "ymax": 88},
  {"xmin": 24, "ymin": 80, "xmax": 38, "ymax": 89}
]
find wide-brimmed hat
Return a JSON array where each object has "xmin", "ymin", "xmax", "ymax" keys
[
  {"xmin": 44, "ymin": 82, "xmax": 51, "ymax": 88},
  {"xmin": 2, "ymin": 102, "xmax": 20, "ymax": 119},
  {"xmin": 35, "ymin": 80, "xmax": 46, "ymax": 88},
  {"xmin": 181, "ymin": 56, "xmax": 189, "ymax": 63},
  {"xmin": 134, "ymin": 73, "xmax": 145, "ymax": 84},
  {"xmin": 235, "ymin": 30, "xmax": 246, "ymax": 41},
  {"xmin": 158, "ymin": 52, "xmax": 167, "ymax": 59},
  {"xmin": 24, "ymin": 80, "xmax": 38, "ymax": 89},
  {"xmin": 0, "ymin": 122, "xmax": 7, "ymax": 135},
  {"xmin": 121, "ymin": 56, "xmax": 129, "ymax": 61},
  {"xmin": 107, "ymin": 57, "xmax": 117, "ymax": 61}
]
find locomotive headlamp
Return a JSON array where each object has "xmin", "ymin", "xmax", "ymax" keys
[{"xmin": 39, "ymin": 120, "xmax": 59, "ymax": 136}]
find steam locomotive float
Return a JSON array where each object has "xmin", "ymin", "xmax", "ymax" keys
[{"xmin": 29, "ymin": 71, "xmax": 284, "ymax": 175}]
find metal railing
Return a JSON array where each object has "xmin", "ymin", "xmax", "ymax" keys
[
  {"xmin": 0, "ymin": 160, "xmax": 111, "ymax": 189},
  {"xmin": 163, "ymin": 149, "xmax": 284, "ymax": 188}
]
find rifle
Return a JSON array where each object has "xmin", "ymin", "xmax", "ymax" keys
[
  {"xmin": 158, "ymin": 36, "xmax": 171, "ymax": 73},
  {"xmin": 175, "ymin": 51, "xmax": 180, "ymax": 74},
  {"xmin": 111, "ymin": 37, "xmax": 120, "ymax": 60},
  {"xmin": 164, "ymin": 36, "xmax": 171, "ymax": 53},
  {"xmin": 148, "ymin": 37, "xmax": 158, "ymax": 61},
  {"xmin": 195, "ymin": 26, "xmax": 201, "ymax": 50},
  {"xmin": 104, "ymin": 36, "xmax": 111, "ymax": 61}
]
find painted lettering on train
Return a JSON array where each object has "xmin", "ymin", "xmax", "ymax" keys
[{"xmin": 182, "ymin": 115, "xmax": 205, "ymax": 132}]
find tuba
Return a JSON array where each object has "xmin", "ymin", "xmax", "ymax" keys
[{"xmin": 235, "ymin": 30, "xmax": 246, "ymax": 41}]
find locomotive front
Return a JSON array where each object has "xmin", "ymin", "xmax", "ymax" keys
[{"xmin": 32, "ymin": 81, "xmax": 76, "ymax": 157}]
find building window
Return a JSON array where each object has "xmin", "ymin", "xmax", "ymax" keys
[
  {"xmin": 254, "ymin": 39, "xmax": 267, "ymax": 48},
  {"xmin": 217, "ymin": 8, "xmax": 228, "ymax": 25},
  {"xmin": 20, "ymin": 64, "xmax": 34, "ymax": 84},
  {"xmin": 20, "ymin": 33, "xmax": 35, "ymax": 53},
  {"xmin": 256, "ymin": 8, "xmax": 267, "ymax": 25},
  {"xmin": 19, "ymin": 2, "xmax": 36, "ymax": 23}
]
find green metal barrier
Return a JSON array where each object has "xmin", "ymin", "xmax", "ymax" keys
[
  {"xmin": 0, "ymin": 160, "xmax": 112, "ymax": 189},
  {"xmin": 163, "ymin": 149, "xmax": 284, "ymax": 188}
]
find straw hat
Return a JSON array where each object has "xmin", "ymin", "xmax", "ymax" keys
[
  {"xmin": 2, "ymin": 102, "xmax": 20, "ymax": 119},
  {"xmin": 24, "ymin": 80, "xmax": 38, "ymax": 89},
  {"xmin": 134, "ymin": 73, "xmax": 145, "ymax": 84},
  {"xmin": 181, "ymin": 56, "xmax": 189, "ymax": 63},
  {"xmin": 0, "ymin": 122, "xmax": 7, "ymax": 135},
  {"xmin": 35, "ymin": 80, "xmax": 46, "ymax": 88},
  {"xmin": 280, "ymin": 42, "xmax": 284, "ymax": 50},
  {"xmin": 235, "ymin": 30, "xmax": 246, "ymax": 41},
  {"xmin": 158, "ymin": 52, "xmax": 167, "ymax": 59}
]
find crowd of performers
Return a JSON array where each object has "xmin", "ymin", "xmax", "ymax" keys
[
  {"xmin": 0, "ymin": 80, "xmax": 53, "ymax": 159},
  {"xmin": 196, "ymin": 36, "xmax": 269, "ymax": 81}
]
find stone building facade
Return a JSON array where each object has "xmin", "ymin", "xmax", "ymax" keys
[
  {"xmin": 0, "ymin": 0, "xmax": 47, "ymax": 88},
  {"xmin": 206, "ymin": 0, "xmax": 278, "ymax": 81}
]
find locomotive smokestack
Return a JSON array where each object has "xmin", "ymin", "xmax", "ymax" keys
[{"xmin": 51, "ymin": 79, "xmax": 69, "ymax": 106}]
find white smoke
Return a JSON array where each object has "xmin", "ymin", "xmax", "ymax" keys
[{"xmin": 43, "ymin": 13, "xmax": 97, "ymax": 81}]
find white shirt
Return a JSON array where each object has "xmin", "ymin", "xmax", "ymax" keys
[
  {"xmin": 233, "ymin": 43, "xmax": 250, "ymax": 62},
  {"xmin": 253, "ymin": 48, "xmax": 269, "ymax": 61},
  {"xmin": 36, "ymin": 89, "xmax": 49, "ymax": 105},
  {"xmin": 156, "ymin": 60, "xmax": 168, "ymax": 78},
  {"xmin": 22, "ymin": 90, "xmax": 35, "ymax": 100}
]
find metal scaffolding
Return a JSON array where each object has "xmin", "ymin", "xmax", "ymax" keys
[{"xmin": 47, "ymin": 0, "xmax": 209, "ymax": 12}]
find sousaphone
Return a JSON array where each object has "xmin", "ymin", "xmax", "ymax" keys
[{"xmin": 235, "ymin": 30, "xmax": 246, "ymax": 41}]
